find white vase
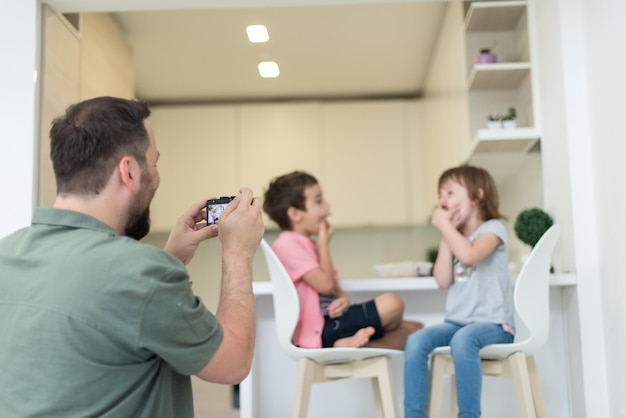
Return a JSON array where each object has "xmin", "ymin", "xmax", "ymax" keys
[
  {"xmin": 502, "ymin": 119, "xmax": 517, "ymax": 129},
  {"xmin": 487, "ymin": 121, "xmax": 502, "ymax": 129}
]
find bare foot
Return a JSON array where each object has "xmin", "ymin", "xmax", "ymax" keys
[{"xmin": 333, "ymin": 327, "xmax": 376, "ymax": 348}]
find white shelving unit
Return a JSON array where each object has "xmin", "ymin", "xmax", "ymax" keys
[
  {"xmin": 463, "ymin": 0, "xmax": 540, "ymax": 160},
  {"xmin": 467, "ymin": 62, "xmax": 531, "ymax": 90},
  {"xmin": 469, "ymin": 127, "xmax": 539, "ymax": 154}
]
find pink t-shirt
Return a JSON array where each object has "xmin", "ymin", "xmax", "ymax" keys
[{"xmin": 272, "ymin": 231, "xmax": 338, "ymax": 348}]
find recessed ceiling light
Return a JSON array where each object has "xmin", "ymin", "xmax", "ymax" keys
[
  {"xmin": 258, "ymin": 61, "xmax": 280, "ymax": 78},
  {"xmin": 246, "ymin": 25, "xmax": 269, "ymax": 43}
]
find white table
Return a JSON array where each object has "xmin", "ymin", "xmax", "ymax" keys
[{"xmin": 240, "ymin": 275, "xmax": 576, "ymax": 418}]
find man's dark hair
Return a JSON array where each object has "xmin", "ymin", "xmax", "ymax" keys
[
  {"xmin": 263, "ymin": 171, "xmax": 319, "ymax": 230},
  {"xmin": 49, "ymin": 96, "xmax": 151, "ymax": 196}
]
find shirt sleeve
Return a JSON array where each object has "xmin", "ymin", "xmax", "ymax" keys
[
  {"xmin": 273, "ymin": 233, "xmax": 320, "ymax": 282},
  {"xmin": 475, "ymin": 219, "xmax": 508, "ymax": 246}
]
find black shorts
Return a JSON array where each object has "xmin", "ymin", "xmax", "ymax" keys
[{"xmin": 321, "ymin": 300, "xmax": 384, "ymax": 348}]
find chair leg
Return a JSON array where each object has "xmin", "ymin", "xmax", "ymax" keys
[
  {"xmin": 428, "ymin": 355, "xmax": 446, "ymax": 418},
  {"xmin": 371, "ymin": 376, "xmax": 384, "ymax": 418},
  {"xmin": 508, "ymin": 352, "xmax": 536, "ymax": 418},
  {"xmin": 450, "ymin": 373, "xmax": 458, "ymax": 417},
  {"xmin": 292, "ymin": 358, "xmax": 316, "ymax": 418},
  {"xmin": 526, "ymin": 356, "xmax": 548, "ymax": 418},
  {"xmin": 372, "ymin": 356, "xmax": 398, "ymax": 418}
]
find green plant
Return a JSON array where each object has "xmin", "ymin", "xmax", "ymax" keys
[
  {"xmin": 488, "ymin": 113, "xmax": 502, "ymax": 122},
  {"xmin": 502, "ymin": 106, "xmax": 517, "ymax": 121},
  {"xmin": 514, "ymin": 208, "xmax": 554, "ymax": 247},
  {"xmin": 427, "ymin": 247, "xmax": 439, "ymax": 264}
]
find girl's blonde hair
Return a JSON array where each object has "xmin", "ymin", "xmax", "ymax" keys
[{"xmin": 438, "ymin": 165, "xmax": 505, "ymax": 221}]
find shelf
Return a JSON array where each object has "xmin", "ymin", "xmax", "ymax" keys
[
  {"xmin": 469, "ymin": 127, "xmax": 540, "ymax": 155},
  {"xmin": 465, "ymin": 1, "xmax": 527, "ymax": 32},
  {"xmin": 468, "ymin": 62, "xmax": 531, "ymax": 90}
]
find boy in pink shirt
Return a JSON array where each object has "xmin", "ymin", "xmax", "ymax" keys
[{"xmin": 264, "ymin": 171, "xmax": 422, "ymax": 348}]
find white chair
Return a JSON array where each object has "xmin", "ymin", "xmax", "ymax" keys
[
  {"xmin": 259, "ymin": 238, "xmax": 403, "ymax": 418},
  {"xmin": 428, "ymin": 225, "xmax": 560, "ymax": 418}
]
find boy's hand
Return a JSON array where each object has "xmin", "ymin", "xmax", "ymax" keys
[
  {"xmin": 327, "ymin": 295, "xmax": 349, "ymax": 319},
  {"xmin": 317, "ymin": 219, "xmax": 334, "ymax": 245}
]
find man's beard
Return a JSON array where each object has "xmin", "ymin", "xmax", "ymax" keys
[{"xmin": 125, "ymin": 205, "xmax": 151, "ymax": 240}]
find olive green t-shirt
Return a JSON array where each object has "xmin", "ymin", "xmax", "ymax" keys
[{"xmin": 0, "ymin": 208, "xmax": 223, "ymax": 417}]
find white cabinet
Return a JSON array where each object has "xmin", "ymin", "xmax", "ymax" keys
[
  {"xmin": 149, "ymin": 105, "xmax": 239, "ymax": 231},
  {"xmin": 320, "ymin": 101, "xmax": 409, "ymax": 227},
  {"xmin": 149, "ymin": 100, "xmax": 426, "ymax": 230},
  {"xmin": 463, "ymin": 1, "xmax": 540, "ymax": 158},
  {"xmin": 405, "ymin": 101, "xmax": 430, "ymax": 225},
  {"xmin": 240, "ymin": 102, "xmax": 322, "ymax": 227}
]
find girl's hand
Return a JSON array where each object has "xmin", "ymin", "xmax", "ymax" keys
[
  {"xmin": 326, "ymin": 295, "xmax": 349, "ymax": 318},
  {"xmin": 432, "ymin": 207, "xmax": 451, "ymax": 228}
]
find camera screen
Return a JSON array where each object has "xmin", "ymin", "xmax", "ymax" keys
[{"xmin": 206, "ymin": 196, "xmax": 235, "ymax": 225}]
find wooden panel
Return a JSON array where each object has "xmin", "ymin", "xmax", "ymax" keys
[
  {"xmin": 39, "ymin": 7, "xmax": 81, "ymax": 207},
  {"xmin": 80, "ymin": 13, "xmax": 134, "ymax": 100}
]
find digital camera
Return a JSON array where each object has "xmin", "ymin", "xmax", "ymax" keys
[{"xmin": 206, "ymin": 196, "xmax": 235, "ymax": 225}]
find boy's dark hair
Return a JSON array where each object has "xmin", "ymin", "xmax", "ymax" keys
[
  {"xmin": 438, "ymin": 165, "xmax": 505, "ymax": 221},
  {"xmin": 263, "ymin": 171, "xmax": 319, "ymax": 230},
  {"xmin": 49, "ymin": 96, "xmax": 151, "ymax": 196}
]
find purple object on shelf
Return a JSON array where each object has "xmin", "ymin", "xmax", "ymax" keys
[{"xmin": 476, "ymin": 52, "xmax": 497, "ymax": 64}]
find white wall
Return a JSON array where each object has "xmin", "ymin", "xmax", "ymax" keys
[
  {"xmin": 0, "ymin": 2, "xmax": 39, "ymax": 238},
  {"xmin": 533, "ymin": 0, "xmax": 626, "ymax": 416},
  {"xmin": 498, "ymin": 154, "xmax": 544, "ymax": 271},
  {"xmin": 579, "ymin": 0, "xmax": 626, "ymax": 415}
]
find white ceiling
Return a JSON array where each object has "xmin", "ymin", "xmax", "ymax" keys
[
  {"xmin": 111, "ymin": 2, "xmax": 449, "ymax": 104},
  {"xmin": 51, "ymin": 0, "xmax": 526, "ymax": 184}
]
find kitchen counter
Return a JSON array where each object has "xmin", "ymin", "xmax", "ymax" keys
[
  {"xmin": 251, "ymin": 273, "xmax": 577, "ymax": 295},
  {"xmin": 240, "ymin": 274, "xmax": 577, "ymax": 418}
]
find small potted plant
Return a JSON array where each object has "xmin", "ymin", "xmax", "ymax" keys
[
  {"xmin": 514, "ymin": 208, "xmax": 554, "ymax": 248},
  {"xmin": 487, "ymin": 113, "xmax": 502, "ymax": 129},
  {"xmin": 476, "ymin": 46, "xmax": 497, "ymax": 64},
  {"xmin": 502, "ymin": 107, "xmax": 517, "ymax": 128}
]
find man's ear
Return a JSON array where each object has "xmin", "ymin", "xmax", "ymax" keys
[{"xmin": 118, "ymin": 156, "xmax": 141, "ymax": 193}]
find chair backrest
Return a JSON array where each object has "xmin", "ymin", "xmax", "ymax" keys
[
  {"xmin": 259, "ymin": 239, "xmax": 301, "ymax": 358},
  {"xmin": 512, "ymin": 224, "xmax": 560, "ymax": 354}
]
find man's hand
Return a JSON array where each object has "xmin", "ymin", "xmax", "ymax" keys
[
  {"xmin": 164, "ymin": 198, "xmax": 219, "ymax": 265},
  {"xmin": 217, "ymin": 188, "xmax": 265, "ymax": 261},
  {"xmin": 195, "ymin": 187, "xmax": 264, "ymax": 384}
]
